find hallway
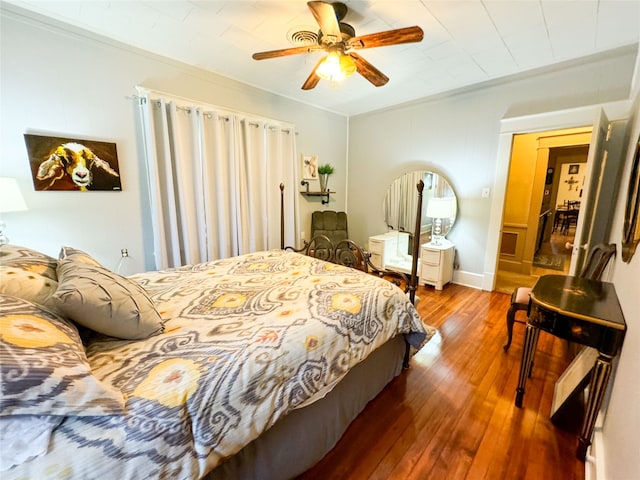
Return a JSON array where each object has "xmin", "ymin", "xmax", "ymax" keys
[{"xmin": 495, "ymin": 229, "xmax": 574, "ymax": 294}]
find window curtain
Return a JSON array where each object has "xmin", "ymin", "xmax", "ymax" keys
[{"xmin": 137, "ymin": 88, "xmax": 299, "ymax": 270}]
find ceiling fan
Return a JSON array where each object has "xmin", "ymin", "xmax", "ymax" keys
[{"xmin": 252, "ymin": 1, "xmax": 424, "ymax": 90}]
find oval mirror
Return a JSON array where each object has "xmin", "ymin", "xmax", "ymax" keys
[
  {"xmin": 622, "ymin": 134, "xmax": 640, "ymax": 263},
  {"xmin": 384, "ymin": 170, "xmax": 457, "ymax": 240}
]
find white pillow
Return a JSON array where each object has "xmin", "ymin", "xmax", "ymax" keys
[{"xmin": 0, "ymin": 416, "xmax": 63, "ymax": 471}]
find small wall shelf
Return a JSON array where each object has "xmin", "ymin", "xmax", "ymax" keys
[{"xmin": 300, "ymin": 180, "xmax": 334, "ymax": 204}]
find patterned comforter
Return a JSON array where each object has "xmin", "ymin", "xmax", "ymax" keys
[{"xmin": 7, "ymin": 250, "xmax": 432, "ymax": 479}]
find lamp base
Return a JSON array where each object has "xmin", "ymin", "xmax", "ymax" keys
[{"xmin": 429, "ymin": 235, "xmax": 444, "ymax": 246}]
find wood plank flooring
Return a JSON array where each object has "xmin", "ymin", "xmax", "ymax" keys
[{"xmin": 298, "ymin": 283, "xmax": 586, "ymax": 480}]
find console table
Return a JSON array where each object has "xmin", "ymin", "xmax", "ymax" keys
[{"xmin": 515, "ymin": 275, "xmax": 626, "ymax": 460}]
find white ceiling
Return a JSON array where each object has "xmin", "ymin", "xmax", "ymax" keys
[{"xmin": 6, "ymin": 0, "xmax": 640, "ymax": 116}]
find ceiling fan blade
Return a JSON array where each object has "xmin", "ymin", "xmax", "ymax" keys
[
  {"xmin": 252, "ymin": 45, "xmax": 322, "ymax": 60},
  {"xmin": 301, "ymin": 57, "xmax": 325, "ymax": 90},
  {"xmin": 348, "ymin": 26, "xmax": 424, "ymax": 50},
  {"xmin": 349, "ymin": 52, "xmax": 389, "ymax": 87},
  {"xmin": 307, "ymin": 1, "xmax": 341, "ymax": 41}
]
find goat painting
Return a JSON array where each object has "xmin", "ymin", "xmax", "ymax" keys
[{"xmin": 25, "ymin": 134, "xmax": 121, "ymax": 191}]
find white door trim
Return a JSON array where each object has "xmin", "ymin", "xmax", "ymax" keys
[{"xmin": 482, "ymin": 100, "xmax": 630, "ymax": 291}]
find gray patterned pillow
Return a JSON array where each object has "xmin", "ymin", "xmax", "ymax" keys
[
  {"xmin": 0, "ymin": 244, "xmax": 60, "ymax": 313},
  {"xmin": 0, "ymin": 244, "xmax": 58, "ymax": 281},
  {"xmin": 0, "ymin": 295, "xmax": 126, "ymax": 416},
  {"xmin": 53, "ymin": 258, "xmax": 164, "ymax": 340},
  {"xmin": 58, "ymin": 246, "xmax": 103, "ymax": 266}
]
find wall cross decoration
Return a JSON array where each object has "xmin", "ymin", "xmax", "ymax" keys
[{"xmin": 565, "ymin": 176, "xmax": 579, "ymax": 190}]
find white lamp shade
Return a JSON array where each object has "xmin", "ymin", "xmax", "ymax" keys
[
  {"xmin": 0, "ymin": 177, "xmax": 28, "ymax": 213},
  {"xmin": 426, "ymin": 197, "xmax": 454, "ymax": 219}
]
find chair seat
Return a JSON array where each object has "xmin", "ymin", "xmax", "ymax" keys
[
  {"xmin": 512, "ymin": 286, "xmax": 532, "ymax": 306},
  {"xmin": 504, "ymin": 286, "xmax": 531, "ymax": 351}
]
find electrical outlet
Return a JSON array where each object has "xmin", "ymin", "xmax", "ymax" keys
[
  {"xmin": 300, "ymin": 231, "xmax": 306, "ymax": 241},
  {"xmin": 482, "ymin": 187, "xmax": 490, "ymax": 198}
]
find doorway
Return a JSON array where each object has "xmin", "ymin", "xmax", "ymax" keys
[
  {"xmin": 494, "ymin": 128, "xmax": 591, "ymax": 294},
  {"xmin": 482, "ymin": 102, "xmax": 627, "ymax": 293}
]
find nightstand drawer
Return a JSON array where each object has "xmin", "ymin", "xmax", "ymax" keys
[
  {"xmin": 369, "ymin": 253, "xmax": 383, "ymax": 269},
  {"xmin": 419, "ymin": 241, "xmax": 454, "ymax": 290},
  {"xmin": 421, "ymin": 249, "xmax": 441, "ymax": 265},
  {"xmin": 420, "ymin": 264, "xmax": 439, "ymax": 280},
  {"xmin": 368, "ymin": 239, "xmax": 384, "ymax": 254}
]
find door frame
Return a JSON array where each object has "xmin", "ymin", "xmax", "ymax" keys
[{"xmin": 482, "ymin": 100, "xmax": 630, "ymax": 291}]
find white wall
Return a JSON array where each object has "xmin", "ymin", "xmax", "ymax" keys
[
  {"xmin": 599, "ymin": 81, "xmax": 640, "ymax": 480},
  {"xmin": 0, "ymin": 5, "xmax": 347, "ymax": 272},
  {"xmin": 347, "ymin": 46, "xmax": 638, "ymax": 284}
]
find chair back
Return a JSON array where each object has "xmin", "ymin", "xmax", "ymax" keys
[
  {"xmin": 579, "ymin": 243, "xmax": 616, "ymax": 280},
  {"xmin": 311, "ymin": 211, "xmax": 348, "ymax": 245}
]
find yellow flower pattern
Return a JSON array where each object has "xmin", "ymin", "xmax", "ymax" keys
[
  {"xmin": 305, "ymin": 335, "xmax": 321, "ymax": 351},
  {"xmin": 133, "ymin": 358, "xmax": 201, "ymax": 408},
  {"xmin": 212, "ymin": 293, "xmax": 246, "ymax": 308},
  {"xmin": 330, "ymin": 293, "xmax": 362, "ymax": 315},
  {"xmin": 0, "ymin": 315, "xmax": 73, "ymax": 348}
]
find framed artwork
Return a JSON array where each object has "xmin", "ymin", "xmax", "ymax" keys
[
  {"xmin": 622, "ymin": 134, "xmax": 640, "ymax": 262},
  {"xmin": 550, "ymin": 346, "xmax": 597, "ymax": 421},
  {"xmin": 24, "ymin": 134, "xmax": 121, "ymax": 191},
  {"xmin": 301, "ymin": 154, "xmax": 318, "ymax": 180},
  {"xmin": 568, "ymin": 164, "xmax": 580, "ymax": 175}
]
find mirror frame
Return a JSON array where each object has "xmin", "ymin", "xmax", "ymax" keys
[{"xmin": 622, "ymin": 134, "xmax": 640, "ymax": 263}]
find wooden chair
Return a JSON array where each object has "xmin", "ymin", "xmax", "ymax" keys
[{"xmin": 503, "ymin": 243, "xmax": 617, "ymax": 351}]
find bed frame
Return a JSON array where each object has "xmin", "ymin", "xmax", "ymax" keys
[
  {"xmin": 278, "ymin": 180, "xmax": 425, "ymax": 306},
  {"xmin": 206, "ymin": 180, "xmax": 426, "ymax": 480}
]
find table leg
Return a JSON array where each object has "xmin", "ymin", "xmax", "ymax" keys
[
  {"xmin": 515, "ymin": 323, "xmax": 540, "ymax": 407},
  {"xmin": 576, "ymin": 352, "xmax": 613, "ymax": 460}
]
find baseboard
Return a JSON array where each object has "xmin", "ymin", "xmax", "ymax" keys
[
  {"xmin": 452, "ymin": 270, "xmax": 484, "ymax": 290},
  {"xmin": 585, "ymin": 428, "xmax": 606, "ymax": 480}
]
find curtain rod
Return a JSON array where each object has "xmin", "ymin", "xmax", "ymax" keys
[
  {"xmin": 129, "ymin": 95, "xmax": 295, "ymax": 134},
  {"xmin": 132, "ymin": 86, "xmax": 297, "ymax": 132}
]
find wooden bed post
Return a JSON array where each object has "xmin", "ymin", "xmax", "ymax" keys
[
  {"xmin": 409, "ymin": 179, "xmax": 424, "ymax": 306},
  {"xmin": 280, "ymin": 183, "xmax": 285, "ymax": 250},
  {"xmin": 402, "ymin": 179, "xmax": 424, "ymax": 369}
]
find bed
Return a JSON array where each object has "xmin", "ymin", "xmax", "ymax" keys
[{"xmin": 1, "ymin": 236, "xmax": 435, "ymax": 479}]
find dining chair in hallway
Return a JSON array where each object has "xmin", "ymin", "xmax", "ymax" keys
[{"xmin": 503, "ymin": 243, "xmax": 617, "ymax": 351}]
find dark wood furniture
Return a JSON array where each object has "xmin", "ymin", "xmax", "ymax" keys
[
  {"xmin": 504, "ymin": 243, "xmax": 617, "ymax": 351},
  {"xmin": 279, "ymin": 181, "xmax": 424, "ymax": 306},
  {"xmin": 552, "ymin": 202, "xmax": 580, "ymax": 235},
  {"xmin": 300, "ymin": 180, "xmax": 333, "ymax": 204},
  {"xmin": 514, "ymin": 274, "xmax": 626, "ymax": 460}
]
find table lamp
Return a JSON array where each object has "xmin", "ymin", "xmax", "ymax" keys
[
  {"xmin": 426, "ymin": 197, "xmax": 454, "ymax": 246},
  {"xmin": 0, "ymin": 177, "xmax": 28, "ymax": 245}
]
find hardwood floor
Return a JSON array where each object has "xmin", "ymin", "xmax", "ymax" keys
[
  {"xmin": 495, "ymin": 230, "xmax": 575, "ymax": 294},
  {"xmin": 298, "ymin": 283, "xmax": 586, "ymax": 480}
]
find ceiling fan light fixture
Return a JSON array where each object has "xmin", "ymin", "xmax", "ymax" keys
[
  {"xmin": 340, "ymin": 54, "xmax": 357, "ymax": 77},
  {"xmin": 316, "ymin": 51, "xmax": 356, "ymax": 83},
  {"xmin": 252, "ymin": 1, "xmax": 424, "ymax": 90}
]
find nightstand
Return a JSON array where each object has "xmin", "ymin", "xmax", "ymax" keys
[{"xmin": 420, "ymin": 240, "xmax": 454, "ymax": 290}]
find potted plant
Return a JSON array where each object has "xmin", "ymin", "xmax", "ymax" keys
[{"xmin": 317, "ymin": 163, "xmax": 334, "ymax": 192}]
